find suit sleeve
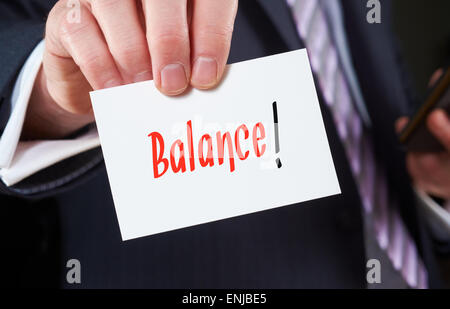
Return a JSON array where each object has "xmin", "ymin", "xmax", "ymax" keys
[{"xmin": 0, "ymin": 0, "xmax": 104, "ymax": 198}]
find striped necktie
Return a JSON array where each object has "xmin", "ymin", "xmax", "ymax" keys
[{"xmin": 287, "ymin": 0, "xmax": 427, "ymax": 288}]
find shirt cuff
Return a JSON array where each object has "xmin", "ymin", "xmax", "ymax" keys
[
  {"xmin": 414, "ymin": 188, "xmax": 450, "ymax": 243},
  {"xmin": 0, "ymin": 39, "xmax": 100, "ymax": 187}
]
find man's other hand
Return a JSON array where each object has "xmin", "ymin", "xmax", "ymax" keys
[{"xmin": 397, "ymin": 69, "xmax": 450, "ymax": 199}]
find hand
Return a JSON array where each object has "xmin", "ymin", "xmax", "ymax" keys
[
  {"xmin": 23, "ymin": 0, "xmax": 238, "ymax": 139},
  {"xmin": 396, "ymin": 69, "xmax": 450, "ymax": 199}
]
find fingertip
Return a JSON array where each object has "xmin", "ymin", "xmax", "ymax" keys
[
  {"xmin": 158, "ymin": 63, "xmax": 189, "ymax": 96},
  {"xmin": 427, "ymin": 109, "xmax": 447, "ymax": 133},
  {"xmin": 434, "ymin": 109, "xmax": 448, "ymax": 121}
]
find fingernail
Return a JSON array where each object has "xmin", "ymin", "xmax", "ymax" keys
[
  {"xmin": 160, "ymin": 63, "xmax": 188, "ymax": 94},
  {"xmin": 133, "ymin": 70, "xmax": 153, "ymax": 83},
  {"xmin": 191, "ymin": 57, "xmax": 218, "ymax": 89}
]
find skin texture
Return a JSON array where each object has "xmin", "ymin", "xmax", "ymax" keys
[
  {"xmin": 22, "ymin": 1, "xmax": 448, "ymax": 200},
  {"xmin": 396, "ymin": 69, "xmax": 450, "ymax": 200},
  {"xmin": 22, "ymin": 0, "xmax": 238, "ymax": 139}
]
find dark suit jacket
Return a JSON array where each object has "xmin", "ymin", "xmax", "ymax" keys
[{"xmin": 0, "ymin": 0, "xmax": 444, "ymax": 288}]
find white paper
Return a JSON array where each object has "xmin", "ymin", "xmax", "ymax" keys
[{"xmin": 90, "ymin": 49, "xmax": 340, "ymax": 241}]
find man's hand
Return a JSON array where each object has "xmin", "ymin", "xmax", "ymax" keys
[
  {"xmin": 397, "ymin": 69, "xmax": 450, "ymax": 199},
  {"xmin": 23, "ymin": 0, "xmax": 238, "ymax": 139}
]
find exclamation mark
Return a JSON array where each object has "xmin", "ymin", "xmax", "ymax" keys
[{"xmin": 272, "ymin": 101, "xmax": 282, "ymax": 168}]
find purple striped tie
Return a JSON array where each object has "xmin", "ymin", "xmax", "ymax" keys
[{"xmin": 287, "ymin": 0, "xmax": 427, "ymax": 288}]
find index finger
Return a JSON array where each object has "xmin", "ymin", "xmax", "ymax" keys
[
  {"xmin": 190, "ymin": 0, "xmax": 238, "ymax": 89},
  {"xmin": 427, "ymin": 109, "xmax": 450, "ymax": 152},
  {"xmin": 143, "ymin": 0, "xmax": 191, "ymax": 95}
]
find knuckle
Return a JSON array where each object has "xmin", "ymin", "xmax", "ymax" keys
[
  {"xmin": 203, "ymin": 25, "xmax": 233, "ymax": 40},
  {"xmin": 48, "ymin": 1, "xmax": 62, "ymax": 22},
  {"xmin": 149, "ymin": 29, "xmax": 189, "ymax": 48},
  {"xmin": 78, "ymin": 53, "xmax": 105, "ymax": 73},
  {"xmin": 90, "ymin": 0, "xmax": 122, "ymax": 12},
  {"xmin": 47, "ymin": 1, "xmax": 72, "ymax": 37},
  {"xmin": 58, "ymin": 12, "xmax": 90, "ymax": 43},
  {"xmin": 46, "ymin": 7, "xmax": 62, "ymax": 45},
  {"xmin": 111, "ymin": 40, "xmax": 148, "ymax": 63}
]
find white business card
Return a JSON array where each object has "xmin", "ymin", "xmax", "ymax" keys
[{"xmin": 90, "ymin": 49, "xmax": 340, "ymax": 241}]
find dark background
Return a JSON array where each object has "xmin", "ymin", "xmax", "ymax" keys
[{"xmin": 393, "ymin": 0, "xmax": 450, "ymax": 99}]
